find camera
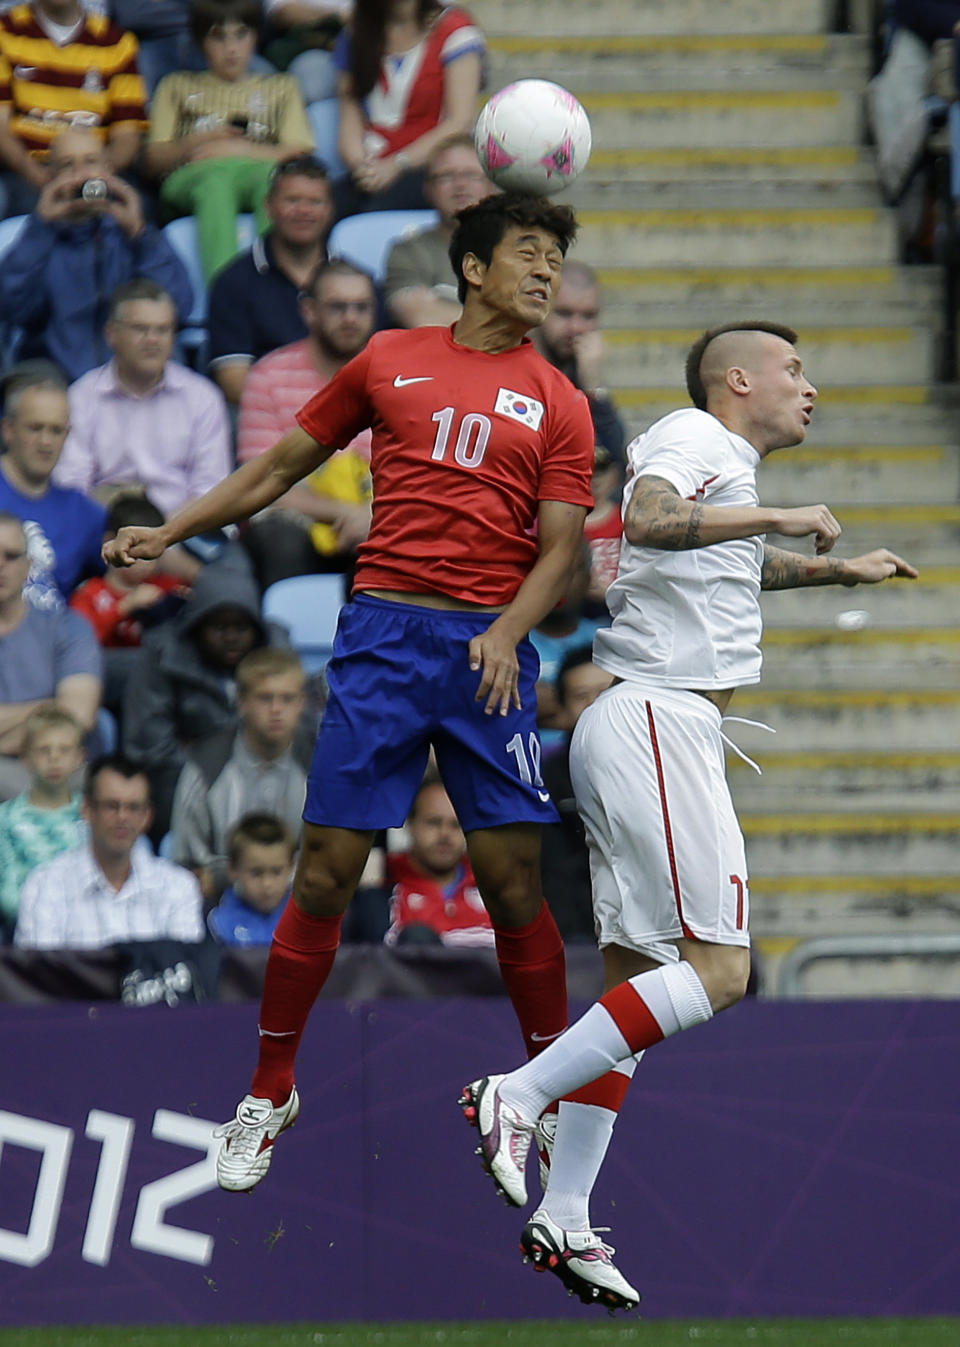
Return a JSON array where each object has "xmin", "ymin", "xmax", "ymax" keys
[{"xmin": 75, "ymin": 178, "xmax": 108, "ymax": 202}]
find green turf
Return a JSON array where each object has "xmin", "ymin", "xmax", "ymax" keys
[{"xmin": 1, "ymin": 1321, "xmax": 957, "ymax": 1347}]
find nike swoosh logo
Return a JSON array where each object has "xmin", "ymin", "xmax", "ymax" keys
[
  {"xmin": 537, "ymin": 791, "xmax": 551, "ymax": 803},
  {"xmin": 393, "ymin": 375, "xmax": 433, "ymax": 387},
  {"xmin": 530, "ymin": 1030, "xmax": 565, "ymax": 1042}
]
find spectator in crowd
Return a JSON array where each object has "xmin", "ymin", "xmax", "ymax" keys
[
  {"xmin": 383, "ymin": 776, "xmax": 493, "ymax": 947},
  {"xmin": 238, "ymin": 258, "xmax": 375, "ymax": 588},
  {"xmin": 70, "ymin": 493, "xmax": 189, "ymax": 721},
  {"xmin": 208, "ymin": 811, "xmax": 295, "ymax": 945},
  {"xmin": 122, "ymin": 550, "xmax": 289, "ymax": 836},
  {"xmin": 583, "ymin": 443, "xmax": 624, "ymax": 617},
  {"xmin": 111, "ymin": 0, "xmax": 205, "ymax": 96},
  {"xmin": 170, "ymin": 647, "xmax": 313, "ymax": 901},
  {"xmin": 0, "ymin": 512, "xmax": 102, "ymax": 800},
  {"xmin": 532, "ymin": 259, "xmax": 627, "ymax": 469},
  {"xmin": 539, "ymin": 644, "xmax": 612, "ymax": 941},
  {"xmin": 208, "ymin": 152, "xmax": 334, "ymax": 406},
  {"xmin": 56, "ymin": 278, "xmax": 232, "ymax": 519},
  {"xmin": 14, "ymin": 753, "xmax": 205, "ymax": 949},
  {"xmin": 263, "ymin": 0, "xmax": 352, "ymax": 104},
  {"xmin": 0, "ymin": 368, "xmax": 105, "ymax": 608},
  {"xmin": 383, "ymin": 133, "xmax": 495, "ymax": 328},
  {"xmin": 144, "ymin": 0, "xmax": 315, "ymax": 283},
  {"xmin": 0, "ymin": 705, "xmax": 85, "ymax": 941},
  {"xmin": 530, "ymin": 541, "xmax": 606, "ymax": 744},
  {"xmin": 866, "ymin": 2, "xmax": 960, "ymax": 204},
  {"xmin": 0, "ymin": 128, "xmax": 193, "ymax": 381},
  {"xmin": 0, "ymin": 0, "xmax": 147, "ymax": 219},
  {"xmin": 332, "ymin": 0, "xmax": 485, "ymax": 217}
]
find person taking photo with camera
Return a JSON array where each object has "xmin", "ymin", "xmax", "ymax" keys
[{"xmin": 0, "ymin": 127, "xmax": 193, "ymax": 381}]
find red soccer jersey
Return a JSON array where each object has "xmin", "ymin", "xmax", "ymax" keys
[{"xmin": 296, "ymin": 326, "xmax": 595, "ymax": 605}]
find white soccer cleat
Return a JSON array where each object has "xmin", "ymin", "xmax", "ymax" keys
[
  {"xmin": 458, "ymin": 1074, "xmax": 535, "ymax": 1208},
  {"xmin": 214, "ymin": 1087, "xmax": 300, "ymax": 1193},
  {"xmin": 521, "ymin": 1208, "xmax": 641, "ymax": 1313},
  {"xmin": 536, "ymin": 1110, "xmax": 557, "ymax": 1192}
]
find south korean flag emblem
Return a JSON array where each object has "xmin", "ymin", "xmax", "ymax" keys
[{"xmin": 495, "ymin": 387, "xmax": 545, "ymax": 432}]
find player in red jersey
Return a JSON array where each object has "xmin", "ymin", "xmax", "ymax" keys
[{"xmin": 104, "ymin": 192, "xmax": 596, "ymax": 1194}]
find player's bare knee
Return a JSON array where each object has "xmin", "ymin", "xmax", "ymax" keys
[
  {"xmin": 293, "ymin": 858, "xmax": 353, "ymax": 916},
  {"xmin": 685, "ymin": 945, "xmax": 751, "ymax": 1013},
  {"xmin": 293, "ymin": 827, "xmax": 372, "ymax": 917}
]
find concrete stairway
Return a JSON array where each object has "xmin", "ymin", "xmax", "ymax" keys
[{"xmin": 473, "ymin": 0, "xmax": 960, "ymax": 995}]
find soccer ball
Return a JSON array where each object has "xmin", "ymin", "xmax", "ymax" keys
[{"xmin": 474, "ymin": 80, "xmax": 592, "ymax": 195}]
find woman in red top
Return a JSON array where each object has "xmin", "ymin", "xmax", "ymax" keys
[{"xmin": 332, "ymin": 0, "xmax": 485, "ymax": 215}]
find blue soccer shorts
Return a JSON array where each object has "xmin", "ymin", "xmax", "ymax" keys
[{"xmin": 303, "ymin": 594, "xmax": 560, "ymax": 833}]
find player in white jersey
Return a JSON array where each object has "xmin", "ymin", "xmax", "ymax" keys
[{"xmin": 459, "ymin": 321, "xmax": 918, "ymax": 1312}]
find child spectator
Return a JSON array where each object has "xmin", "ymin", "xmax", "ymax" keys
[
  {"xmin": 0, "ymin": 706, "xmax": 86, "ymax": 940},
  {"xmin": 208, "ymin": 811, "xmax": 294, "ymax": 945},
  {"xmin": 70, "ymin": 494, "xmax": 189, "ymax": 723},
  {"xmin": 170, "ymin": 646, "xmax": 312, "ymax": 901},
  {"xmin": 383, "ymin": 777, "xmax": 493, "ymax": 948},
  {"xmin": 145, "ymin": 0, "xmax": 315, "ymax": 282},
  {"xmin": 71, "ymin": 495, "xmax": 188, "ymax": 651}
]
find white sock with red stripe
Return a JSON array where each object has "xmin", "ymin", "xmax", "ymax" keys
[
  {"xmin": 500, "ymin": 961, "xmax": 712, "ymax": 1123},
  {"xmin": 540, "ymin": 1053, "xmax": 643, "ymax": 1231}
]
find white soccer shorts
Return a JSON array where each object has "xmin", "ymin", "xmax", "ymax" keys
[{"xmin": 569, "ymin": 681, "xmax": 751, "ymax": 963}]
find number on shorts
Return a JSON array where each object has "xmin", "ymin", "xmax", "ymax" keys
[
  {"xmin": 729, "ymin": 874, "xmax": 746, "ymax": 930},
  {"xmin": 506, "ymin": 732, "xmax": 545, "ymax": 788}
]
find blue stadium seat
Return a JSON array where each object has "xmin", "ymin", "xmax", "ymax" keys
[
  {"xmin": 163, "ymin": 214, "xmax": 257, "ymax": 361},
  {"xmin": 307, "ymin": 98, "xmax": 346, "ymax": 180},
  {"xmin": 262, "ymin": 573, "xmax": 344, "ymax": 673},
  {"xmin": 327, "ymin": 209, "xmax": 439, "ymax": 283},
  {"xmin": 0, "ymin": 214, "xmax": 28, "ymax": 369}
]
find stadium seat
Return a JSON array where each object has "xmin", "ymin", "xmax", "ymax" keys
[
  {"xmin": 327, "ymin": 209, "xmax": 439, "ymax": 283},
  {"xmin": 262, "ymin": 573, "xmax": 344, "ymax": 673},
  {"xmin": 0, "ymin": 214, "xmax": 28, "ymax": 368},
  {"xmin": 307, "ymin": 98, "xmax": 346, "ymax": 180},
  {"xmin": 163, "ymin": 214, "xmax": 257, "ymax": 361}
]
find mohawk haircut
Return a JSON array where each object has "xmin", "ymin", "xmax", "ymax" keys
[{"xmin": 685, "ymin": 321, "xmax": 799, "ymax": 410}]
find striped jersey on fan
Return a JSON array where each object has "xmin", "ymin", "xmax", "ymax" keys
[{"xmin": 0, "ymin": 4, "xmax": 146, "ymax": 156}]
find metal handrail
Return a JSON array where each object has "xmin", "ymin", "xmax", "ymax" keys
[{"xmin": 776, "ymin": 933, "xmax": 960, "ymax": 997}]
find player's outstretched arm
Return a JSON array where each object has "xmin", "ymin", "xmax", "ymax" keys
[
  {"xmin": 469, "ymin": 500, "xmax": 588, "ymax": 718},
  {"xmin": 625, "ymin": 476, "xmax": 842, "ymax": 554},
  {"xmin": 103, "ymin": 427, "xmax": 334, "ymax": 566},
  {"xmin": 761, "ymin": 544, "xmax": 918, "ymax": 590}
]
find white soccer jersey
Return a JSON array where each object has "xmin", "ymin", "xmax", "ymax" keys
[{"xmin": 594, "ymin": 407, "xmax": 764, "ymax": 690}]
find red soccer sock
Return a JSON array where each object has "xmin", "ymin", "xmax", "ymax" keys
[
  {"xmin": 492, "ymin": 903, "xmax": 568, "ymax": 1060},
  {"xmin": 250, "ymin": 903, "xmax": 343, "ymax": 1106},
  {"xmin": 564, "ymin": 1066, "xmax": 634, "ymax": 1112}
]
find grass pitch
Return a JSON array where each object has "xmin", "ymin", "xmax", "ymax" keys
[{"xmin": 1, "ymin": 1321, "xmax": 957, "ymax": 1347}]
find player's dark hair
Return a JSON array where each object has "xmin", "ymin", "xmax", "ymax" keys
[
  {"xmin": 190, "ymin": 0, "xmax": 261, "ymax": 46},
  {"xmin": 105, "ymin": 492, "xmax": 166, "ymax": 534},
  {"xmin": 349, "ymin": 1, "xmax": 442, "ymax": 98},
  {"xmin": 685, "ymin": 321, "xmax": 799, "ymax": 411},
  {"xmin": 555, "ymin": 643, "xmax": 596, "ymax": 704},
  {"xmin": 228, "ymin": 811, "xmax": 295, "ymax": 866},
  {"xmin": 84, "ymin": 754, "xmax": 151, "ymax": 801},
  {"xmin": 449, "ymin": 193, "xmax": 579, "ymax": 303}
]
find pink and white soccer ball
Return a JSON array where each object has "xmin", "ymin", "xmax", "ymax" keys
[{"xmin": 475, "ymin": 80, "xmax": 592, "ymax": 194}]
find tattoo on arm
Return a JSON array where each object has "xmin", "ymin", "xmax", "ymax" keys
[
  {"xmin": 683, "ymin": 503, "xmax": 704, "ymax": 549},
  {"xmin": 626, "ymin": 475, "xmax": 703, "ymax": 550},
  {"xmin": 761, "ymin": 544, "xmax": 849, "ymax": 590}
]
